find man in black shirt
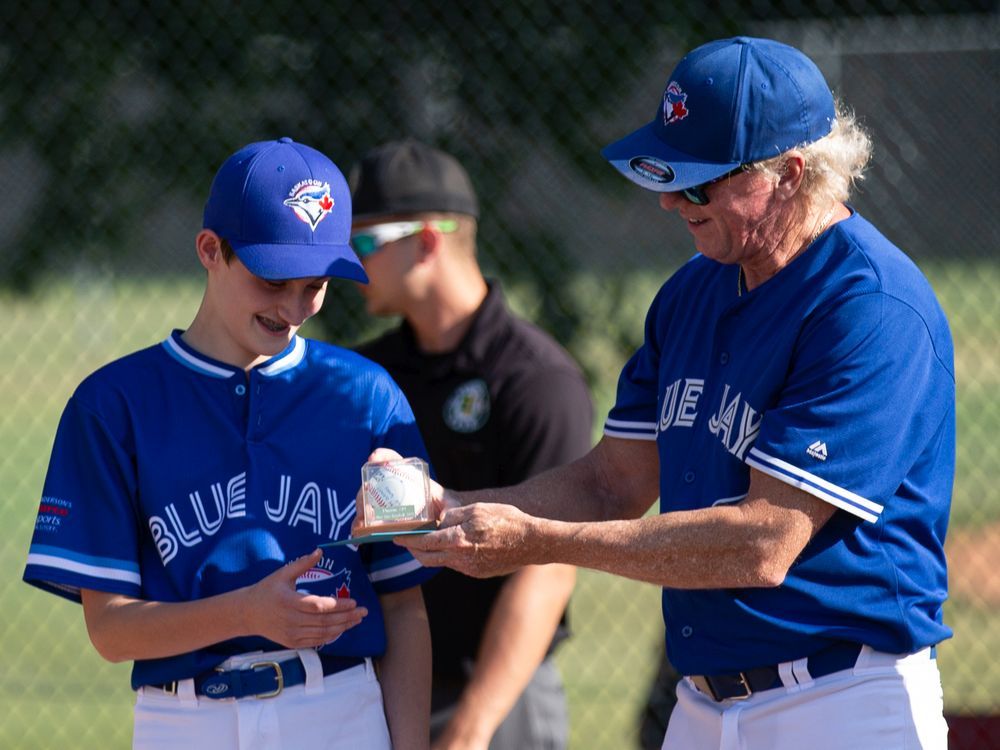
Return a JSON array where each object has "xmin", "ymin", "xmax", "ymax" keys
[{"xmin": 350, "ymin": 139, "xmax": 593, "ymax": 750}]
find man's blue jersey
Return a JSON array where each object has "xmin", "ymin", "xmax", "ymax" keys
[
  {"xmin": 24, "ymin": 331, "xmax": 437, "ymax": 689},
  {"xmin": 605, "ymin": 210, "xmax": 954, "ymax": 675}
]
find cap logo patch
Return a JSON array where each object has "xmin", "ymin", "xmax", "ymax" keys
[
  {"xmin": 283, "ymin": 179, "xmax": 334, "ymax": 230},
  {"xmin": 662, "ymin": 81, "xmax": 689, "ymax": 125},
  {"xmin": 628, "ymin": 156, "xmax": 675, "ymax": 184}
]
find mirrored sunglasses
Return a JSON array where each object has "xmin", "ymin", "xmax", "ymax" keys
[
  {"xmin": 350, "ymin": 219, "xmax": 459, "ymax": 257},
  {"xmin": 680, "ymin": 164, "xmax": 752, "ymax": 206}
]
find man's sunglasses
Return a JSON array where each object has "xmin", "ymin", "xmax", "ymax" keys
[
  {"xmin": 680, "ymin": 164, "xmax": 752, "ymax": 206},
  {"xmin": 350, "ymin": 219, "xmax": 459, "ymax": 257}
]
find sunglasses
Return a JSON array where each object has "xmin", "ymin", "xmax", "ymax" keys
[
  {"xmin": 680, "ymin": 164, "xmax": 752, "ymax": 206},
  {"xmin": 350, "ymin": 219, "xmax": 459, "ymax": 257}
]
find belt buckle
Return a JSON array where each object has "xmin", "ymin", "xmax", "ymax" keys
[
  {"xmin": 249, "ymin": 660, "xmax": 284, "ymax": 699},
  {"xmin": 729, "ymin": 672, "xmax": 752, "ymax": 701},
  {"xmin": 691, "ymin": 672, "xmax": 752, "ymax": 702}
]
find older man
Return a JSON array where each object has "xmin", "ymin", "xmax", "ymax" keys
[{"xmin": 395, "ymin": 37, "xmax": 954, "ymax": 749}]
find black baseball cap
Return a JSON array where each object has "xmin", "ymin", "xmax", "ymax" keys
[{"xmin": 349, "ymin": 139, "xmax": 479, "ymax": 221}]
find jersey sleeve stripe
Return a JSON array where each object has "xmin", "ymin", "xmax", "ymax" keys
[
  {"xmin": 605, "ymin": 418, "xmax": 657, "ymax": 429},
  {"xmin": 746, "ymin": 448, "xmax": 883, "ymax": 523},
  {"xmin": 603, "ymin": 418, "xmax": 658, "ymax": 440},
  {"xmin": 368, "ymin": 557, "xmax": 423, "ymax": 582},
  {"xmin": 604, "ymin": 428, "xmax": 658, "ymax": 441},
  {"xmin": 162, "ymin": 337, "xmax": 234, "ymax": 378},
  {"xmin": 26, "ymin": 552, "xmax": 142, "ymax": 585}
]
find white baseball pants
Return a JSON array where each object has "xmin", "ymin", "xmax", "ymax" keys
[
  {"xmin": 132, "ymin": 649, "xmax": 391, "ymax": 750},
  {"xmin": 662, "ymin": 646, "xmax": 947, "ymax": 749}
]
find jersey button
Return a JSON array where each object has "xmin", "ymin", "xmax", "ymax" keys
[
  {"xmin": 683, "ymin": 471, "xmax": 695, "ymax": 483},
  {"xmin": 682, "ymin": 626, "xmax": 693, "ymax": 638},
  {"xmin": 235, "ymin": 384, "xmax": 246, "ymax": 396},
  {"xmin": 719, "ymin": 352, "xmax": 730, "ymax": 365}
]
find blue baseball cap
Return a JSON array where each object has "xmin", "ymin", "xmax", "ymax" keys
[
  {"xmin": 203, "ymin": 137, "xmax": 368, "ymax": 282},
  {"xmin": 602, "ymin": 37, "xmax": 836, "ymax": 193}
]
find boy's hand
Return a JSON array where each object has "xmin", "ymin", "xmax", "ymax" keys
[{"xmin": 242, "ymin": 549, "xmax": 367, "ymax": 648}]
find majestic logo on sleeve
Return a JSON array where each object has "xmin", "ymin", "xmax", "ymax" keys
[
  {"xmin": 807, "ymin": 441, "xmax": 828, "ymax": 461},
  {"xmin": 443, "ymin": 379, "xmax": 491, "ymax": 433},
  {"xmin": 662, "ymin": 81, "xmax": 689, "ymax": 125},
  {"xmin": 283, "ymin": 180, "xmax": 334, "ymax": 230}
]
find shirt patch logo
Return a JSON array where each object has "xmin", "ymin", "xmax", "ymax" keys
[
  {"xmin": 283, "ymin": 180, "xmax": 334, "ymax": 230},
  {"xmin": 662, "ymin": 81, "xmax": 689, "ymax": 125},
  {"xmin": 297, "ymin": 564, "xmax": 352, "ymax": 599},
  {"xmin": 443, "ymin": 379, "xmax": 491, "ymax": 433},
  {"xmin": 807, "ymin": 440, "xmax": 828, "ymax": 461}
]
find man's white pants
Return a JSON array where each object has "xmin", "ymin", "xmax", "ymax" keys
[
  {"xmin": 662, "ymin": 646, "xmax": 948, "ymax": 750},
  {"xmin": 133, "ymin": 649, "xmax": 392, "ymax": 750}
]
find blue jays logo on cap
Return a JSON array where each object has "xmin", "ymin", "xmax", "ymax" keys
[
  {"xmin": 601, "ymin": 37, "xmax": 836, "ymax": 194},
  {"xmin": 662, "ymin": 82, "xmax": 689, "ymax": 125},
  {"xmin": 283, "ymin": 180, "xmax": 334, "ymax": 230},
  {"xmin": 202, "ymin": 138, "xmax": 368, "ymax": 282}
]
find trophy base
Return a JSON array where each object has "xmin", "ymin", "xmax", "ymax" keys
[{"xmin": 355, "ymin": 519, "xmax": 440, "ymax": 534}]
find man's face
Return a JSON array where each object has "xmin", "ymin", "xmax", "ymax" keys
[
  {"xmin": 351, "ymin": 218, "xmax": 423, "ymax": 317},
  {"xmin": 657, "ymin": 168, "xmax": 784, "ymax": 267},
  {"xmin": 208, "ymin": 253, "xmax": 328, "ymax": 366}
]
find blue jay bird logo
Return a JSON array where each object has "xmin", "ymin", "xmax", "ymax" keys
[
  {"xmin": 284, "ymin": 180, "xmax": 334, "ymax": 230},
  {"xmin": 662, "ymin": 81, "xmax": 689, "ymax": 126}
]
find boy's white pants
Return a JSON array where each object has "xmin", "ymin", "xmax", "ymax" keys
[
  {"xmin": 663, "ymin": 646, "xmax": 948, "ymax": 750},
  {"xmin": 133, "ymin": 649, "xmax": 391, "ymax": 750}
]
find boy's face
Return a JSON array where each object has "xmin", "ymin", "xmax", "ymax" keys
[{"xmin": 208, "ymin": 251, "xmax": 329, "ymax": 367}]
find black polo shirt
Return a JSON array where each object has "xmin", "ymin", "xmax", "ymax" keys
[{"xmin": 357, "ymin": 281, "xmax": 594, "ymax": 678}]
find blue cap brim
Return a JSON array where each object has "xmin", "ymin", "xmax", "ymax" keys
[
  {"xmin": 232, "ymin": 242, "xmax": 368, "ymax": 283},
  {"xmin": 601, "ymin": 121, "xmax": 741, "ymax": 193}
]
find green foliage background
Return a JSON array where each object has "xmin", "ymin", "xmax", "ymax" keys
[{"xmin": 0, "ymin": 1, "xmax": 996, "ymax": 747}]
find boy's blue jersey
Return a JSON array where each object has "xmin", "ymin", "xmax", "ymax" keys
[
  {"xmin": 605, "ymin": 210, "xmax": 954, "ymax": 675},
  {"xmin": 24, "ymin": 331, "xmax": 436, "ymax": 689}
]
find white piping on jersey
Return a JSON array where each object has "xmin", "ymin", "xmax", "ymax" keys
[
  {"xmin": 162, "ymin": 336, "xmax": 234, "ymax": 378},
  {"xmin": 27, "ymin": 551, "xmax": 142, "ymax": 586},
  {"xmin": 746, "ymin": 447, "xmax": 883, "ymax": 523},
  {"xmin": 259, "ymin": 336, "xmax": 306, "ymax": 377},
  {"xmin": 604, "ymin": 418, "xmax": 658, "ymax": 441},
  {"xmin": 162, "ymin": 335, "xmax": 306, "ymax": 379},
  {"xmin": 369, "ymin": 557, "xmax": 423, "ymax": 583},
  {"xmin": 711, "ymin": 493, "xmax": 748, "ymax": 506}
]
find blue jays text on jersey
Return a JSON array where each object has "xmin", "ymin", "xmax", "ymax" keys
[
  {"xmin": 605, "ymin": 210, "xmax": 955, "ymax": 675},
  {"xmin": 24, "ymin": 332, "xmax": 437, "ymax": 689}
]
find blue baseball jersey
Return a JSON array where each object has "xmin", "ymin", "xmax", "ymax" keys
[
  {"xmin": 605, "ymin": 210, "xmax": 954, "ymax": 675},
  {"xmin": 24, "ymin": 331, "xmax": 437, "ymax": 689}
]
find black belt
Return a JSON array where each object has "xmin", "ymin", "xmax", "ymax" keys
[
  {"xmin": 689, "ymin": 642, "xmax": 864, "ymax": 702},
  {"xmin": 152, "ymin": 653, "xmax": 365, "ymax": 700}
]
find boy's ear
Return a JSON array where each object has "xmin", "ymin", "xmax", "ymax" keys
[{"xmin": 195, "ymin": 230, "xmax": 224, "ymax": 270}]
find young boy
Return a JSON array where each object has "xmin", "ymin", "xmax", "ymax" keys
[{"xmin": 23, "ymin": 138, "xmax": 434, "ymax": 750}]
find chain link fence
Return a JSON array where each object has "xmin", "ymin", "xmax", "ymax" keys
[{"xmin": 1, "ymin": 2, "xmax": 997, "ymax": 748}]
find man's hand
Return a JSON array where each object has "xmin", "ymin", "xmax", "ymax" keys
[
  {"xmin": 242, "ymin": 549, "xmax": 367, "ymax": 648},
  {"xmin": 396, "ymin": 503, "xmax": 540, "ymax": 578}
]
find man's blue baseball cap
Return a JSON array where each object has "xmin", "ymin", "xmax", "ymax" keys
[
  {"xmin": 602, "ymin": 37, "xmax": 836, "ymax": 193},
  {"xmin": 203, "ymin": 137, "xmax": 368, "ymax": 282}
]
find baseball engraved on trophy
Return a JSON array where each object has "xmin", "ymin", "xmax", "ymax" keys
[{"xmin": 358, "ymin": 458, "xmax": 436, "ymax": 532}]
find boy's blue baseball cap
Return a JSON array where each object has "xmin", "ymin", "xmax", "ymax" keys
[
  {"xmin": 203, "ymin": 137, "xmax": 367, "ymax": 282},
  {"xmin": 602, "ymin": 37, "xmax": 836, "ymax": 193}
]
